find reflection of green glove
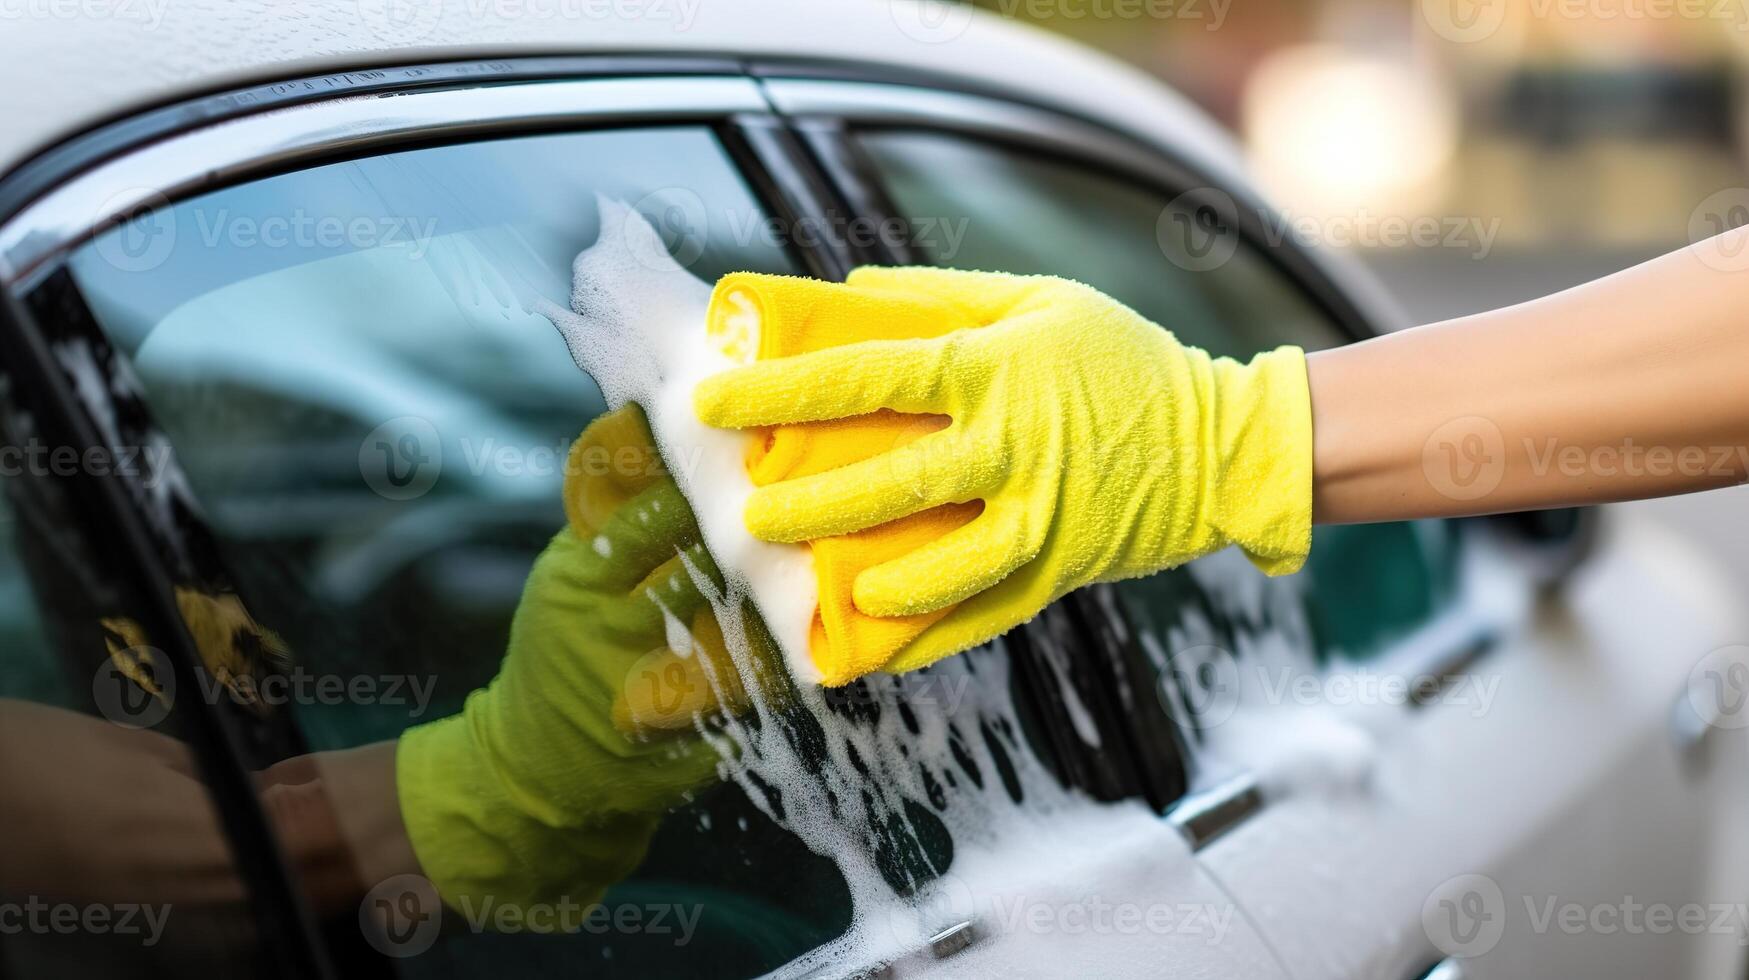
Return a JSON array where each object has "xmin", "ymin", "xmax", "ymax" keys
[
  {"xmin": 397, "ymin": 406, "xmax": 739, "ymax": 918},
  {"xmin": 694, "ymin": 267, "xmax": 1313, "ymax": 674}
]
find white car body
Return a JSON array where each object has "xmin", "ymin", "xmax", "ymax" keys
[{"xmin": 2, "ymin": 3, "xmax": 1744, "ymax": 978}]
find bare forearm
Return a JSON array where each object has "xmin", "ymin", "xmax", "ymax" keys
[
  {"xmin": 259, "ymin": 740, "xmax": 419, "ymax": 913},
  {"xmin": 1310, "ymin": 228, "xmax": 1749, "ymax": 524}
]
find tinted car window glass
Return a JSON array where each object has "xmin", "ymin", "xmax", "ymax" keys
[
  {"xmin": 857, "ymin": 130, "xmax": 1460, "ymax": 681},
  {"xmin": 67, "ymin": 125, "xmax": 1069, "ymax": 978}
]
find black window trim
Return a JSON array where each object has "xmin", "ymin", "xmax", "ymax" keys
[{"xmin": 0, "ymin": 74, "xmax": 775, "ymax": 290}]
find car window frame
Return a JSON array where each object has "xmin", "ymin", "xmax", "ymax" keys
[{"xmin": 0, "ymin": 65, "xmax": 874, "ymax": 979}]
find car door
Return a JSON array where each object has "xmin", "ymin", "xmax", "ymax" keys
[
  {"xmin": 3, "ymin": 65, "xmax": 1296, "ymax": 979},
  {"xmin": 770, "ymin": 77, "xmax": 1749, "ymax": 979}
]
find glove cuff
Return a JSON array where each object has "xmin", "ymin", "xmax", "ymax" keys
[
  {"xmin": 396, "ymin": 707, "xmax": 655, "ymax": 922},
  {"xmin": 1205, "ymin": 345, "xmax": 1314, "ymax": 576}
]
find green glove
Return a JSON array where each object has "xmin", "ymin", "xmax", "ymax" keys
[
  {"xmin": 396, "ymin": 406, "xmax": 742, "ymax": 918},
  {"xmin": 693, "ymin": 266, "xmax": 1313, "ymax": 674}
]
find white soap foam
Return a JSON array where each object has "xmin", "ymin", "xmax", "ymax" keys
[{"xmin": 542, "ymin": 195, "xmax": 820, "ymax": 682}]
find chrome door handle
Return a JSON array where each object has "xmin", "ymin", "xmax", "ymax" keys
[{"xmin": 1165, "ymin": 773, "xmax": 1262, "ymax": 852}]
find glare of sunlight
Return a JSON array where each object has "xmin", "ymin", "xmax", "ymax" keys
[{"xmin": 1242, "ymin": 45, "xmax": 1459, "ymax": 223}]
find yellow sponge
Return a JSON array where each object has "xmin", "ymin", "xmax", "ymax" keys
[{"xmin": 706, "ymin": 272, "xmax": 984, "ymax": 686}]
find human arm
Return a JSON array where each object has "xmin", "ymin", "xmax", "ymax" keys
[{"xmin": 1311, "ymin": 226, "xmax": 1749, "ymax": 523}]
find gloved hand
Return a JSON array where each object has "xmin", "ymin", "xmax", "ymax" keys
[
  {"xmin": 694, "ymin": 266, "xmax": 1313, "ymax": 675},
  {"xmin": 396, "ymin": 405, "xmax": 748, "ymax": 919}
]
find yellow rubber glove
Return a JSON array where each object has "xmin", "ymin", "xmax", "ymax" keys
[
  {"xmin": 708, "ymin": 271, "xmax": 986, "ymax": 686},
  {"xmin": 396, "ymin": 405, "xmax": 749, "ymax": 920},
  {"xmin": 694, "ymin": 266, "xmax": 1313, "ymax": 676}
]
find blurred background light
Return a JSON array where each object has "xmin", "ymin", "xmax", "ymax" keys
[{"xmin": 1241, "ymin": 44, "xmax": 1459, "ymax": 218}]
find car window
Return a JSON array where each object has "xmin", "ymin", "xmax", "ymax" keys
[
  {"xmin": 0, "ymin": 467, "xmax": 276, "ymax": 975},
  {"xmin": 64, "ymin": 124, "xmax": 1093, "ymax": 977},
  {"xmin": 856, "ymin": 130, "xmax": 1462, "ymax": 754}
]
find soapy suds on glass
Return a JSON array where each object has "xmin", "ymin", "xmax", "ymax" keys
[
  {"xmin": 533, "ymin": 199, "xmax": 1439, "ymax": 976},
  {"xmin": 543, "ymin": 197, "xmax": 822, "ymax": 683}
]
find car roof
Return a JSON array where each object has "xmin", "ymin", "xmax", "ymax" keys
[
  {"xmin": 0, "ymin": 0, "xmax": 1244, "ymax": 182},
  {"xmin": 0, "ymin": 0, "xmax": 1406, "ymax": 332}
]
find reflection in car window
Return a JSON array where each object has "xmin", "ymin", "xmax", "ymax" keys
[
  {"xmin": 67, "ymin": 125, "xmax": 1095, "ymax": 978},
  {"xmin": 0, "ymin": 471, "xmax": 275, "ymax": 974},
  {"xmin": 858, "ymin": 130, "xmax": 1461, "ymax": 755}
]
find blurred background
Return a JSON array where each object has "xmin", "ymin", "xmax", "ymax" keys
[
  {"xmin": 985, "ymin": 0, "xmax": 1749, "ymax": 314},
  {"xmin": 982, "ymin": 0, "xmax": 1749, "ymax": 572}
]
